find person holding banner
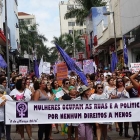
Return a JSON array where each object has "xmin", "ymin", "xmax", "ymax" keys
[
  {"xmin": 0, "ymin": 85, "xmax": 13, "ymax": 140},
  {"xmin": 111, "ymin": 78, "xmax": 131, "ymax": 138},
  {"xmin": 104, "ymin": 77, "xmax": 116, "ymax": 132},
  {"xmin": 33, "ymin": 79, "xmax": 52, "ymax": 140},
  {"xmin": 75, "ymin": 85, "xmax": 93, "ymax": 140},
  {"xmin": 51, "ymin": 80, "xmax": 63, "ymax": 134},
  {"xmin": 89, "ymin": 84, "xmax": 109, "ymax": 140},
  {"xmin": 64, "ymin": 86, "xmax": 78, "ymax": 140},
  {"xmin": 9, "ymin": 79, "xmax": 34, "ymax": 140}
]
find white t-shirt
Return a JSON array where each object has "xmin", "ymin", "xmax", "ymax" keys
[
  {"xmin": 0, "ymin": 95, "xmax": 13, "ymax": 122},
  {"xmin": 10, "ymin": 88, "xmax": 32, "ymax": 101},
  {"xmin": 104, "ymin": 86, "xmax": 115, "ymax": 96},
  {"xmin": 111, "ymin": 88, "xmax": 130, "ymax": 99},
  {"xmin": 89, "ymin": 93, "xmax": 109, "ymax": 100}
]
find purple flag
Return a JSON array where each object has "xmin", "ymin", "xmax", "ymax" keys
[
  {"xmin": 0, "ymin": 55, "xmax": 7, "ymax": 68},
  {"xmin": 34, "ymin": 58, "xmax": 39, "ymax": 78}
]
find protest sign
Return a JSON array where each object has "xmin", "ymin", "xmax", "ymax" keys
[
  {"xmin": 56, "ymin": 62, "xmax": 68, "ymax": 85},
  {"xmin": 55, "ymin": 90, "xmax": 64, "ymax": 98},
  {"xmin": 5, "ymin": 98, "xmax": 140, "ymax": 124},
  {"xmin": 19, "ymin": 66, "xmax": 28, "ymax": 76},
  {"xmin": 75, "ymin": 61, "xmax": 82, "ymax": 70},
  {"xmin": 130, "ymin": 63, "xmax": 140, "ymax": 73},
  {"xmin": 83, "ymin": 60, "xmax": 94, "ymax": 74},
  {"xmin": 42, "ymin": 62, "xmax": 50, "ymax": 74}
]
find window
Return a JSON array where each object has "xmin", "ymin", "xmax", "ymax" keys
[
  {"xmin": 24, "ymin": 19, "xmax": 33, "ymax": 24},
  {"xmin": 67, "ymin": 5, "xmax": 74, "ymax": 10},
  {"xmin": 68, "ymin": 22, "xmax": 75, "ymax": 26},
  {"xmin": 77, "ymin": 29, "xmax": 83, "ymax": 34},
  {"xmin": 76, "ymin": 22, "xmax": 83, "ymax": 26},
  {"xmin": 69, "ymin": 30, "xmax": 73, "ymax": 34}
]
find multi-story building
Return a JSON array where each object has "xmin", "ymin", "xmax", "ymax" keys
[
  {"xmin": 18, "ymin": 12, "xmax": 36, "ymax": 70},
  {"xmin": 18, "ymin": 12, "xmax": 36, "ymax": 27},
  {"xmin": 86, "ymin": 0, "xmax": 140, "ymax": 69},
  {"xmin": 59, "ymin": 0, "xmax": 86, "ymax": 35},
  {"xmin": 120, "ymin": 0, "xmax": 140, "ymax": 66},
  {"xmin": 59, "ymin": 0, "xmax": 87, "ymax": 59},
  {"xmin": 0, "ymin": 0, "xmax": 19, "ymax": 71}
]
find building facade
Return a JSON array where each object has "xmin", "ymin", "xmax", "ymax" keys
[
  {"xmin": 18, "ymin": 12, "xmax": 36, "ymax": 27},
  {"xmin": 59, "ymin": 0, "xmax": 86, "ymax": 35},
  {"xmin": 86, "ymin": 0, "xmax": 140, "ymax": 69},
  {"xmin": 0, "ymin": 0, "xmax": 19, "ymax": 71},
  {"xmin": 120, "ymin": 0, "xmax": 140, "ymax": 67}
]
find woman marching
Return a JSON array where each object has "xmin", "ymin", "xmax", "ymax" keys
[{"xmin": 110, "ymin": 78, "xmax": 131, "ymax": 138}]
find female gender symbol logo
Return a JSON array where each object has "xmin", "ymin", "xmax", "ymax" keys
[{"xmin": 16, "ymin": 102, "xmax": 28, "ymax": 118}]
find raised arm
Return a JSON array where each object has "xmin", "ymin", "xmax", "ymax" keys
[{"xmin": 130, "ymin": 72, "xmax": 140, "ymax": 89}]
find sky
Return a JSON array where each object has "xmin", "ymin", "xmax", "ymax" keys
[{"xmin": 18, "ymin": 0, "xmax": 63, "ymax": 48}]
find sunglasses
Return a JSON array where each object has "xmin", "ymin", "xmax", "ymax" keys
[
  {"xmin": 97, "ymin": 87, "xmax": 103, "ymax": 89},
  {"xmin": 65, "ymin": 82, "xmax": 69, "ymax": 85},
  {"xmin": 117, "ymin": 80, "xmax": 123, "ymax": 83}
]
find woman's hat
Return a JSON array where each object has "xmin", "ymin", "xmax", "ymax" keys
[
  {"xmin": 79, "ymin": 85, "xmax": 90, "ymax": 94},
  {"xmin": 68, "ymin": 86, "xmax": 75, "ymax": 91}
]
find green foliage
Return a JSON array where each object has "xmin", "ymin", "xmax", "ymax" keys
[
  {"xmin": 51, "ymin": 31, "xmax": 84, "ymax": 56},
  {"xmin": 19, "ymin": 20, "xmax": 49, "ymax": 60},
  {"xmin": 65, "ymin": 0, "xmax": 106, "ymax": 24}
]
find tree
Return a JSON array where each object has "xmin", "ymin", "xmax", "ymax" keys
[
  {"xmin": 51, "ymin": 32, "xmax": 84, "ymax": 53},
  {"xmin": 19, "ymin": 20, "xmax": 48, "ymax": 59},
  {"xmin": 65, "ymin": 0, "xmax": 106, "ymax": 24},
  {"xmin": 51, "ymin": 31, "xmax": 84, "ymax": 61}
]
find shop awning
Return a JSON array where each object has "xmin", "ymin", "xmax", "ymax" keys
[{"xmin": 0, "ymin": 30, "xmax": 6, "ymax": 46}]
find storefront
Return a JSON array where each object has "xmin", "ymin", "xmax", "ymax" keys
[{"xmin": 124, "ymin": 25, "xmax": 140, "ymax": 66}]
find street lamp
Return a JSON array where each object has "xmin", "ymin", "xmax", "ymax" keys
[
  {"xmin": 103, "ymin": 11, "xmax": 118, "ymax": 61},
  {"xmin": 28, "ymin": 30, "xmax": 37, "ymax": 72},
  {"xmin": 72, "ymin": 26, "xmax": 76, "ymax": 58}
]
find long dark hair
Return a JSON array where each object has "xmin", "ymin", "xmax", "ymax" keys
[
  {"xmin": 95, "ymin": 84, "xmax": 103, "ymax": 93},
  {"xmin": 51, "ymin": 80, "xmax": 58, "ymax": 89},
  {"xmin": 16, "ymin": 79, "xmax": 25, "ymax": 90},
  {"xmin": 116, "ymin": 78, "xmax": 125, "ymax": 88}
]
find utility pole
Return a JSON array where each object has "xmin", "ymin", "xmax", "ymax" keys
[
  {"xmin": 5, "ymin": 0, "xmax": 10, "ymax": 87},
  {"xmin": 72, "ymin": 26, "xmax": 76, "ymax": 58}
]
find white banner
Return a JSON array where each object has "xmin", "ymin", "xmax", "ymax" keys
[
  {"xmin": 42, "ymin": 62, "xmax": 50, "ymax": 74},
  {"xmin": 5, "ymin": 98, "xmax": 140, "ymax": 124},
  {"xmin": 130, "ymin": 63, "xmax": 140, "ymax": 73}
]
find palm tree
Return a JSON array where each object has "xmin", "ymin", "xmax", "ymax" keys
[
  {"xmin": 19, "ymin": 20, "xmax": 48, "ymax": 59},
  {"xmin": 65, "ymin": 0, "xmax": 106, "ymax": 24},
  {"xmin": 51, "ymin": 31, "xmax": 84, "ymax": 56}
]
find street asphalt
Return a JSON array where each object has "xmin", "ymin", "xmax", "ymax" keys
[{"xmin": 2, "ymin": 124, "xmax": 135, "ymax": 140}]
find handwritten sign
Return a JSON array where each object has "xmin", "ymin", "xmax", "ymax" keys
[
  {"xmin": 83, "ymin": 60, "xmax": 94, "ymax": 74},
  {"xmin": 130, "ymin": 63, "xmax": 140, "ymax": 73},
  {"xmin": 56, "ymin": 62, "xmax": 68, "ymax": 85},
  {"xmin": 19, "ymin": 66, "xmax": 28, "ymax": 76},
  {"xmin": 43, "ymin": 62, "xmax": 50, "ymax": 74}
]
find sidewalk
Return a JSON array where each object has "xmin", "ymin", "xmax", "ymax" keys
[{"xmin": 5, "ymin": 124, "xmax": 134, "ymax": 140}]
